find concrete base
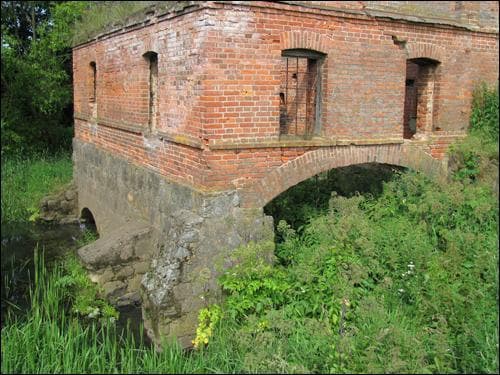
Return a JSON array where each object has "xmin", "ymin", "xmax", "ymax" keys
[{"xmin": 73, "ymin": 139, "xmax": 274, "ymax": 348}]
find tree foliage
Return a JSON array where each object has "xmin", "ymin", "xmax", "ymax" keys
[{"xmin": 1, "ymin": 1, "xmax": 88, "ymax": 156}]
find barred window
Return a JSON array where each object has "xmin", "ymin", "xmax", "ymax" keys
[{"xmin": 279, "ymin": 49, "xmax": 325, "ymax": 138}]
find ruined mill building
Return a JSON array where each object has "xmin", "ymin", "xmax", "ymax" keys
[{"xmin": 72, "ymin": 1, "xmax": 499, "ymax": 347}]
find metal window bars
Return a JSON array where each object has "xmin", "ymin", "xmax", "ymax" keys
[{"xmin": 279, "ymin": 56, "xmax": 318, "ymax": 138}]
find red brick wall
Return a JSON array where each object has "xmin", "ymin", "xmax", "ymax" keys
[
  {"xmin": 74, "ymin": 118, "xmax": 205, "ymax": 187},
  {"xmin": 73, "ymin": 1, "xmax": 498, "ymax": 196},
  {"xmin": 74, "ymin": 9, "xmax": 210, "ymax": 139}
]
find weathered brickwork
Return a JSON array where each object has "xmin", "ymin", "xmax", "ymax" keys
[
  {"xmin": 73, "ymin": 1, "xmax": 498, "ymax": 203},
  {"xmin": 73, "ymin": 1, "xmax": 498, "ymax": 346},
  {"xmin": 72, "ymin": 0, "xmax": 498, "ymax": 348}
]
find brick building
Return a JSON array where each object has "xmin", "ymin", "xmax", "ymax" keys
[{"xmin": 72, "ymin": 1, "xmax": 499, "ymax": 347}]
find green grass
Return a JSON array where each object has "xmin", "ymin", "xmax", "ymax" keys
[
  {"xmin": 2, "ymin": 83, "xmax": 497, "ymax": 373},
  {"xmin": 71, "ymin": 1, "xmax": 179, "ymax": 46},
  {"xmin": 1, "ymin": 151, "xmax": 73, "ymax": 224},
  {"xmin": 1, "ymin": 249, "xmax": 245, "ymax": 373},
  {"xmin": 3, "ymin": 160, "xmax": 497, "ymax": 373}
]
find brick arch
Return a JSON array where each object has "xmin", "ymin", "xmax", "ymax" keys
[
  {"xmin": 405, "ymin": 42, "xmax": 446, "ymax": 63},
  {"xmin": 239, "ymin": 144, "xmax": 447, "ymax": 208},
  {"xmin": 280, "ymin": 30, "xmax": 331, "ymax": 54}
]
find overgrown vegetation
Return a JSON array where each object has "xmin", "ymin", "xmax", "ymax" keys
[
  {"xmin": 71, "ymin": 1, "xmax": 158, "ymax": 46},
  {"xmin": 209, "ymin": 83, "xmax": 499, "ymax": 373},
  {"xmin": 212, "ymin": 161, "xmax": 498, "ymax": 372},
  {"xmin": 1, "ymin": 85, "xmax": 498, "ymax": 373},
  {"xmin": 469, "ymin": 83, "xmax": 499, "ymax": 142},
  {"xmin": 449, "ymin": 84, "xmax": 499, "ymax": 185},
  {"xmin": 1, "ymin": 2, "xmax": 88, "ymax": 156},
  {"xmin": 264, "ymin": 163, "xmax": 403, "ymax": 238},
  {"xmin": 1, "ymin": 152, "xmax": 73, "ymax": 224}
]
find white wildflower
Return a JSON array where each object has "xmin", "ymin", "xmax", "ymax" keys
[{"xmin": 87, "ymin": 307, "xmax": 100, "ymax": 319}]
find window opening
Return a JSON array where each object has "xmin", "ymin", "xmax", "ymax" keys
[
  {"xmin": 143, "ymin": 51, "xmax": 158, "ymax": 134},
  {"xmin": 89, "ymin": 62, "xmax": 96, "ymax": 103},
  {"xmin": 403, "ymin": 58, "xmax": 439, "ymax": 139},
  {"xmin": 279, "ymin": 49, "xmax": 324, "ymax": 138}
]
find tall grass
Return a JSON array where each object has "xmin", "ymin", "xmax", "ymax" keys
[
  {"xmin": 2, "ymin": 249, "xmax": 189, "ymax": 373},
  {"xmin": 1, "ymin": 248, "xmax": 245, "ymax": 373},
  {"xmin": 1, "ymin": 151, "xmax": 72, "ymax": 224}
]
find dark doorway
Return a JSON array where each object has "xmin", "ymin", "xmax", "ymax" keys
[{"xmin": 403, "ymin": 58, "xmax": 440, "ymax": 139}]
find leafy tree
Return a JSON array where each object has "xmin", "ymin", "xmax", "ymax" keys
[
  {"xmin": 1, "ymin": 1, "xmax": 52, "ymax": 54},
  {"xmin": 1, "ymin": 1, "xmax": 88, "ymax": 156}
]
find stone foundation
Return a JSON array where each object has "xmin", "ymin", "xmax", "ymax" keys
[
  {"xmin": 77, "ymin": 221, "xmax": 156, "ymax": 307},
  {"xmin": 73, "ymin": 139, "xmax": 274, "ymax": 348}
]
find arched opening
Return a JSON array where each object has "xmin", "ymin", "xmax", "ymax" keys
[
  {"xmin": 264, "ymin": 163, "xmax": 406, "ymax": 239},
  {"xmin": 89, "ymin": 61, "xmax": 96, "ymax": 103},
  {"xmin": 80, "ymin": 207, "xmax": 99, "ymax": 238},
  {"xmin": 143, "ymin": 51, "xmax": 158, "ymax": 134},
  {"xmin": 403, "ymin": 58, "xmax": 440, "ymax": 139}
]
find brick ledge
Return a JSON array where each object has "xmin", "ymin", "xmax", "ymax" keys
[
  {"xmin": 208, "ymin": 137, "xmax": 404, "ymax": 150},
  {"xmin": 157, "ymin": 130, "xmax": 203, "ymax": 149}
]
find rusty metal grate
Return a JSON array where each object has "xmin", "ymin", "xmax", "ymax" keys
[{"xmin": 279, "ymin": 56, "xmax": 318, "ymax": 137}]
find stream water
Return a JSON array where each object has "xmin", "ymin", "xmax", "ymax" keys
[{"xmin": 0, "ymin": 221, "xmax": 150, "ymax": 346}]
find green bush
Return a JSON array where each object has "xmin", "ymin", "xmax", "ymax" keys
[
  {"xmin": 449, "ymin": 83, "xmax": 499, "ymax": 184},
  {"xmin": 469, "ymin": 83, "xmax": 499, "ymax": 142},
  {"xmin": 215, "ymin": 166, "xmax": 498, "ymax": 373}
]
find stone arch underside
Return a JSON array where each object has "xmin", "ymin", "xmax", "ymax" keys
[{"xmin": 239, "ymin": 144, "xmax": 447, "ymax": 208}]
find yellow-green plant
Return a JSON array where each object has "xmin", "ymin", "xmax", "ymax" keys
[{"xmin": 192, "ymin": 304, "xmax": 222, "ymax": 349}]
